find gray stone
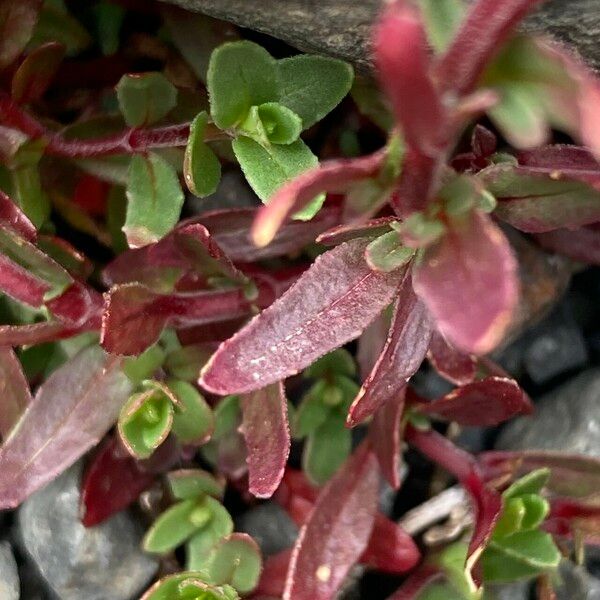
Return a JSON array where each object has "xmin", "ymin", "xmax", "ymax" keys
[
  {"xmin": 496, "ymin": 369, "xmax": 600, "ymax": 456},
  {"xmin": 17, "ymin": 463, "xmax": 158, "ymax": 600},
  {"xmin": 162, "ymin": 0, "xmax": 600, "ymax": 73},
  {"xmin": 235, "ymin": 502, "xmax": 298, "ymax": 556},
  {"xmin": 187, "ymin": 167, "xmax": 261, "ymax": 215},
  {"xmin": 555, "ymin": 560, "xmax": 600, "ymax": 600},
  {"xmin": 0, "ymin": 541, "xmax": 19, "ymax": 600},
  {"xmin": 486, "ymin": 581, "xmax": 531, "ymax": 600}
]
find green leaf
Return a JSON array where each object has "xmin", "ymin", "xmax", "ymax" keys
[
  {"xmin": 303, "ymin": 413, "xmax": 351, "ymax": 485},
  {"xmin": 0, "ymin": 0, "xmax": 41, "ymax": 70},
  {"xmin": 241, "ymin": 103, "xmax": 303, "ymax": 145},
  {"xmin": 124, "ymin": 152, "xmax": 185, "ymax": 248},
  {"xmin": 116, "ymin": 72, "xmax": 177, "ymax": 128},
  {"xmin": 277, "ymin": 55, "xmax": 354, "ymax": 130},
  {"xmin": 184, "ymin": 111, "xmax": 221, "ymax": 197},
  {"xmin": 294, "ymin": 384, "xmax": 332, "ymax": 439},
  {"xmin": 434, "ymin": 542, "xmax": 478, "ymax": 600},
  {"xmin": 30, "ymin": 2, "xmax": 91, "ymax": 56},
  {"xmin": 493, "ymin": 497, "xmax": 526, "ymax": 538},
  {"xmin": 503, "ymin": 468, "xmax": 550, "ymax": 499},
  {"xmin": 141, "ymin": 572, "xmax": 239, "ymax": 600},
  {"xmin": 10, "ymin": 140, "xmax": 51, "ymax": 228},
  {"xmin": 168, "ymin": 469, "xmax": 225, "ymax": 501},
  {"xmin": 482, "ymin": 530, "xmax": 561, "ymax": 583},
  {"xmin": 418, "ymin": 583, "xmax": 466, "ymax": 600},
  {"xmin": 93, "ymin": 0, "xmax": 125, "ymax": 56},
  {"xmin": 123, "ymin": 344, "xmax": 166, "ymax": 384},
  {"xmin": 165, "ymin": 344, "xmax": 213, "ymax": 382},
  {"xmin": 212, "ymin": 396, "xmax": 241, "ymax": 440},
  {"xmin": 304, "ymin": 348, "xmax": 356, "ymax": 378},
  {"xmin": 186, "ymin": 497, "xmax": 234, "ymax": 570},
  {"xmin": 205, "ymin": 534, "xmax": 262, "ymax": 594},
  {"xmin": 418, "ymin": 0, "xmax": 466, "ymax": 54},
  {"xmin": 232, "ymin": 136, "xmax": 324, "ymax": 218},
  {"xmin": 365, "ymin": 231, "xmax": 415, "ymax": 272},
  {"xmin": 519, "ymin": 494, "xmax": 550, "ymax": 531},
  {"xmin": 170, "ymin": 379, "xmax": 215, "ymax": 445},
  {"xmin": 106, "ymin": 185, "xmax": 129, "ymax": 253},
  {"xmin": 118, "ymin": 389, "xmax": 174, "ymax": 459},
  {"xmin": 144, "ymin": 498, "xmax": 208, "ymax": 554},
  {"xmin": 207, "ymin": 41, "xmax": 278, "ymax": 129},
  {"xmin": 351, "ymin": 76, "xmax": 394, "ymax": 131}
]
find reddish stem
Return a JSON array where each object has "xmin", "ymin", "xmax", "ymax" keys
[{"xmin": 0, "ymin": 92, "xmax": 224, "ymax": 158}]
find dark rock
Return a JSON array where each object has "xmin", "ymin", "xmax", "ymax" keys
[
  {"xmin": 496, "ymin": 369, "xmax": 600, "ymax": 455},
  {"xmin": 162, "ymin": 0, "xmax": 600, "ymax": 73},
  {"xmin": 187, "ymin": 167, "xmax": 261, "ymax": 215},
  {"xmin": 0, "ymin": 541, "xmax": 19, "ymax": 600},
  {"xmin": 235, "ymin": 502, "xmax": 298, "ymax": 556},
  {"xmin": 555, "ymin": 560, "xmax": 600, "ymax": 600},
  {"xmin": 486, "ymin": 581, "xmax": 531, "ymax": 600},
  {"xmin": 17, "ymin": 463, "xmax": 158, "ymax": 600}
]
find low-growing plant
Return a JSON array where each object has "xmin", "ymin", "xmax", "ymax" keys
[{"xmin": 0, "ymin": 0, "xmax": 600, "ymax": 598}]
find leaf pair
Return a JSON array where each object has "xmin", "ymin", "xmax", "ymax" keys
[
  {"xmin": 201, "ymin": 40, "xmax": 353, "ymax": 215},
  {"xmin": 144, "ymin": 469, "xmax": 261, "ymax": 594},
  {"xmin": 118, "ymin": 379, "xmax": 213, "ymax": 459},
  {"xmin": 294, "ymin": 350, "xmax": 358, "ymax": 485}
]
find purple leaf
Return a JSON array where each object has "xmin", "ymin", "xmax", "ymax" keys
[
  {"xmin": 535, "ymin": 226, "xmax": 600, "ymax": 266},
  {"xmin": 316, "ymin": 217, "xmax": 398, "ymax": 247},
  {"xmin": 101, "ymin": 283, "xmax": 252, "ymax": 356},
  {"xmin": 481, "ymin": 164, "xmax": 600, "ymax": 233},
  {"xmin": 369, "ymin": 390, "xmax": 405, "ymax": 489},
  {"xmin": 387, "ymin": 565, "xmax": 443, "ymax": 600},
  {"xmin": 405, "ymin": 425, "xmax": 502, "ymax": 568},
  {"xmin": 200, "ymin": 238, "xmax": 404, "ymax": 395},
  {"xmin": 0, "ymin": 318, "xmax": 98, "ymax": 347},
  {"xmin": 0, "ymin": 190, "xmax": 37, "ymax": 241},
  {"xmin": 518, "ymin": 144, "xmax": 600, "ymax": 175},
  {"xmin": 103, "ymin": 222, "xmax": 244, "ymax": 288},
  {"xmin": 412, "ymin": 210, "xmax": 518, "ymax": 354},
  {"xmin": 81, "ymin": 434, "xmax": 155, "ymax": 527},
  {"xmin": 356, "ymin": 311, "xmax": 389, "ymax": 380},
  {"xmin": 361, "ymin": 513, "xmax": 420, "ymax": 574},
  {"xmin": 427, "ymin": 331, "xmax": 477, "ymax": 386},
  {"xmin": 347, "ymin": 272, "xmax": 432, "ymax": 427},
  {"xmin": 434, "ymin": 0, "xmax": 544, "ymax": 96},
  {"xmin": 240, "ymin": 382, "xmax": 290, "ymax": 499},
  {"xmin": 417, "ymin": 376, "xmax": 532, "ymax": 426},
  {"xmin": 0, "ymin": 347, "xmax": 31, "ymax": 437},
  {"xmin": 375, "ymin": 1, "xmax": 447, "ymax": 156},
  {"xmin": 283, "ymin": 444, "xmax": 379, "ymax": 600},
  {"xmin": 251, "ymin": 153, "xmax": 385, "ymax": 248},
  {"xmin": 193, "ymin": 206, "xmax": 342, "ymax": 262},
  {"xmin": 0, "ymin": 345, "xmax": 132, "ymax": 509}
]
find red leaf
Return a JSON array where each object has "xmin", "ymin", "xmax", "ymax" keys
[
  {"xmin": 0, "ymin": 318, "xmax": 97, "ymax": 347},
  {"xmin": 369, "ymin": 390, "xmax": 405, "ymax": 489},
  {"xmin": 283, "ymin": 445, "xmax": 379, "ymax": 600},
  {"xmin": 0, "ymin": 347, "xmax": 31, "ymax": 438},
  {"xmin": 413, "ymin": 210, "xmax": 518, "ymax": 354},
  {"xmin": 81, "ymin": 434, "xmax": 155, "ymax": 527},
  {"xmin": 356, "ymin": 311, "xmax": 389, "ymax": 380},
  {"xmin": 103, "ymin": 222, "xmax": 243, "ymax": 288},
  {"xmin": 428, "ymin": 331, "xmax": 477, "ymax": 386},
  {"xmin": 240, "ymin": 382, "xmax": 290, "ymax": 499},
  {"xmin": 434, "ymin": 0, "xmax": 544, "ymax": 96},
  {"xmin": 251, "ymin": 153, "xmax": 385, "ymax": 248},
  {"xmin": 253, "ymin": 549, "xmax": 292, "ymax": 598},
  {"xmin": 347, "ymin": 273, "xmax": 432, "ymax": 426},
  {"xmin": 535, "ymin": 226, "xmax": 600, "ymax": 265},
  {"xmin": 47, "ymin": 282, "xmax": 103, "ymax": 329},
  {"xmin": 0, "ymin": 346, "xmax": 132, "ymax": 509},
  {"xmin": 200, "ymin": 238, "xmax": 404, "ymax": 395},
  {"xmin": 195, "ymin": 206, "xmax": 342, "ymax": 262},
  {"xmin": 360, "ymin": 514, "xmax": 419, "ymax": 574},
  {"xmin": 405, "ymin": 425, "xmax": 502, "ymax": 566},
  {"xmin": 316, "ymin": 217, "xmax": 398, "ymax": 247},
  {"xmin": 518, "ymin": 144, "xmax": 600, "ymax": 175},
  {"xmin": 101, "ymin": 283, "xmax": 252, "ymax": 356},
  {"xmin": 418, "ymin": 376, "xmax": 532, "ymax": 426},
  {"xmin": 0, "ymin": 251, "xmax": 49, "ymax": 307},
  {"xmin": 375, "ymin": 1, "xmax": 447, "ymax": 155},
  {"xmin": 0, "ymin": 190, "xmax": 37, "ymax": 241}
]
